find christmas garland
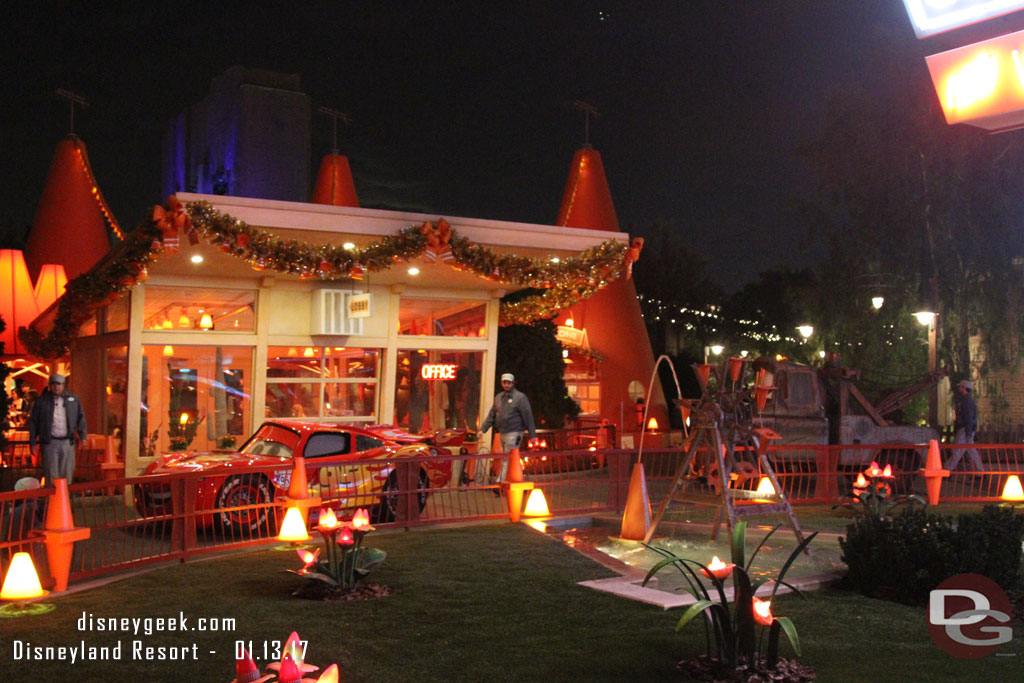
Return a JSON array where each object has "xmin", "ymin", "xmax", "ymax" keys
[{"xmin": 20, "ymin": 197, "xmax": 630, "ymax": 358}]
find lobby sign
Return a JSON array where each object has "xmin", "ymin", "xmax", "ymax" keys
[{"xmin": 903, "ymin": 0, "xmax": 1024, "ymax": 39}]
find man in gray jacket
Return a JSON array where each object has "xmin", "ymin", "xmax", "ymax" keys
[
  {"xmin": 480, "ymin": 373, "xmax": 536, "ymax": 482},
  {"xmin": 28, "ymin": 374, "xmax": 87, "ymax": 484}
]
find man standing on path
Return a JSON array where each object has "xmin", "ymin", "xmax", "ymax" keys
[
  {"xmin": 479, "ymin": 373, "xmax": 536, "ymax": 483},
  {"xmin": 946, "ymin": 379, "xmax": 983, "ymax": 474},
  {"xmin": 28, "ymin": 373, "xmax": 87, "ymax": 484}
]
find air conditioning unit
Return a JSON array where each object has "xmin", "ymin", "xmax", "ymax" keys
[{"xmin": 312, "ymin": 290, "xmax": 365, "ymax": 335}]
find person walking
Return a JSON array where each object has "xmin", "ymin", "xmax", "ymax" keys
[
  {"xmin": 479, "ymin": 373, "xmax": 536, "ymax": 483},
  {"xmin": 946, "ymin": 379, "xmax": 983, "ymax": 474},
  {"xmin": 27, "ymin": 373, "xmax": 87, "ymax": 485}
]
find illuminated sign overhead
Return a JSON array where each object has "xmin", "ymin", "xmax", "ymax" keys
[
  {"xmin": 420, "ymin": 363, "xmax": 457, "ymax": 380},
  {"xmin": 903, "ymin": 0, "xmax": 1024, "ymax": 39},
  {"xmin": 925, "ymin": 28, "xmax": 1024, "ymax": 131}
]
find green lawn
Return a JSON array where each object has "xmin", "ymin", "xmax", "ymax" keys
[{"xmin": 1, "ymin": 522, "xmax": 1021, "ymax": 682}]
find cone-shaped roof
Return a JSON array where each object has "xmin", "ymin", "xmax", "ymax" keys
[
  {"xmin": 311, "ymin": 153, "xmax": 359, "ymax": 207},
  {"xmin": 556, "ymin": 146, "xmax": 619, "ymax": 232},
  {"xmin": 24, "ymin": 137, "xmax": 119, "ymax": 282}
]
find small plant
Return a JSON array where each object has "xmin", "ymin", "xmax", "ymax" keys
[
  {"xmin": 643, "ymin": 522, "xmax": 817, "ymax": 675},
  {"xmin": 167, "ymin": 411, "xmax": 205, "ymax": 451},
  {"xmin": 835, "ymin": 460, "xmax": 926, "ymax": 521},
  {"xmin": 217, "ymin": 434, "xmax": 238, "ymax": 450},
  {"xmin": 288, "ymin": 507, "xmax": 385, "ymax": 590}
]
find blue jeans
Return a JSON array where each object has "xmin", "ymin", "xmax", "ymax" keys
[{"xmin": 946, "ymin": 429, "xmax": 983, "ymax": 473}]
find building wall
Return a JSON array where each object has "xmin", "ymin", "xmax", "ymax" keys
[{"xmin": 163, "ymin": 67, "xmax": 311, "ymax": 201}]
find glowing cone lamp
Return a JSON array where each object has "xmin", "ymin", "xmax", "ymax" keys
[
  {"xmin": 752, "ymin": 597, "xmax": 774, "ymax": 626},
  {"xmin": 523, "ymin": 488, "xmax": 550, "ymax": 517},
  {"xmin": 0, "ymin": 552, "xmax": 54, "ymax": 617},
  {"xmin": 700, "ymin": 556, "xmax": 735, "ymax": 581},
  {"xmin": 646, "ymin": 417, "xmax": 659, "ymax": 431},
  {"xmin": 1001, "ymin": 475, "xmax": 1024, "ymax": 503},
  {"xmin": 278, "ymin": 507, "xmax": 310, "ymax": 543},
  {"xmin": 919, "ymin": 440, "xmax": 950, "ymax": 506},
  {"xmin": 231, "ymin": 649, "xmax": 263, "ymax": 683},
  {"xmin": 755, "ymin": 477, "xmax": 776, "ymax": 497}
]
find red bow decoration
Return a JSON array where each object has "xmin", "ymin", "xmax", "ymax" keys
[
  {"xmin": 420, "ymin": 218, "xmax": 454, "ymax": 263},
  {"xmin": 150, "ymin": 195, "xmax": 195, "ymax": 253},
  {"xmin": 624, "ymin": 236, "xmax": 644, "ymax": 280}
]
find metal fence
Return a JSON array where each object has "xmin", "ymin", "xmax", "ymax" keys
[{"xmin": 2, "ymin": 440, "xmax": 1023, "ymax": 591}]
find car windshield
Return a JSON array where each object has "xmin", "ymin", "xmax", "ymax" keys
[{"xmin": 240, "ymin": 423, "xmax": 301, "ymax": 458}]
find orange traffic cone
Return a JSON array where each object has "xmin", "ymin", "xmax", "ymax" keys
[
  {"xmin": 280, "ymin": 456, "xmax": 320, "ymax": 525},
  {"xmin": 919, "ymin": 440, "xmax": 950, "ymax": 506},
  {"xmin": 502, "ymin": 448, "xmax": 533, "ymax": 523},
  {"xmin": 619, "ymin": 463, "xmax": 651, "ymax": 541},
  {"xmin": 41, "ymin": 479, "xmax": 90, "ymax": 592}
]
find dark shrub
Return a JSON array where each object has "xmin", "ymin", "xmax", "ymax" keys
[{"xmin": 840, "ymin": 505, "xmax": 1024, "ymax": 605}]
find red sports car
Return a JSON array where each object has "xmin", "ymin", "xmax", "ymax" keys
[{"xmin": 134, "ymin": 420, "xmax": 460, "ymax": 535}]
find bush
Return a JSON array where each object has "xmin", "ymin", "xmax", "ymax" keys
[{"xmin": 840, "ymin": 505, "xmax": 1024, "ymax": 604}]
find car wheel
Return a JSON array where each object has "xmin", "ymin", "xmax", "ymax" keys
[
  {"xmin": 372, "ymin": 470, "xmax": 429, "ymax": 524},
  {"xmin": 215, "ymin": 474, "xmax": 274, "ymax": 536}
]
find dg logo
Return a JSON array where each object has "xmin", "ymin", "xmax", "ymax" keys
[{"xmin": 928, "ymin": 573, "xmax": 1013, "ymax": 658}]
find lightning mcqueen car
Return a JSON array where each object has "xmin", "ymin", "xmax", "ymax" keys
[{"xmin": 134, "ymin": 420, "xmax": 463, "ymax": 534}]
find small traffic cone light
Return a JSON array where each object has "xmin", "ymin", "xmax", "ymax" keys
[{"xmin": 41, "ymin": 479, "xmax": 91, "ymax": 592}]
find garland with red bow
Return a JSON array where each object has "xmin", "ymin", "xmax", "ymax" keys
[{"xmin": 21, "ymin": 197, "xmax": 631, "ymax": 358}]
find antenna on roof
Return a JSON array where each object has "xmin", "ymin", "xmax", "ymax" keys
[
  {"xmin": 572, "ymin": 100, "xmax": 600, "ymax": 146},
  {"xmin": 56, "ymin": 89, "xmax": 88, "ymax": 137},
  {"xmin": 316, "ymin": 106, "xmax": 353, "ymax": 154}
]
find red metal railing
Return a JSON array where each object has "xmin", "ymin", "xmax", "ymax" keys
[{"xmin": 2, "ymin": 441, "xmax": 1023, "ymax": 590}]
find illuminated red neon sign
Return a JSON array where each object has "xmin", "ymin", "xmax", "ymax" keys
[
  {"xmin": 926, "ymin": 28, "xmax": 1024, "ymax": 131},
  {"xmin": 420, "ymin": 363, "xmax": 457, "ymax": 380}
]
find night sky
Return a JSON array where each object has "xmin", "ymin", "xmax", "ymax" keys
[{"xmin": 4, "ymin": 1, "xmax": 1024, "ymax": 287}]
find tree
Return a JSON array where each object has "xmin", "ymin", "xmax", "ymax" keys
[
  {"xmin": 495, "ymin": 319, "xmax": 579, "ymax": 429},
  {"xmin": 801, "ymin": 39, "xmax": 1024, "ymax": 394}
]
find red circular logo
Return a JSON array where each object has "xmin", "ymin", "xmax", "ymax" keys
[{"xmin": 927, "ymin": 573, "xmax": 1013, "ymax": 658}]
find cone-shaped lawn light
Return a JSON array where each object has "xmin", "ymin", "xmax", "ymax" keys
[
  {"xmin": 755, "ymin": 477, "xmax": 776, "ymax": 497},
  {"xmin": 752, "ymin": 597, "xmax": 774, "ymax": 626},
  {"xmin": 1002, "ymin": 475, "xmax": 1024, "ymax": 503},
  {"xmin": 267, "ymin": 631, "xmax": 318, "ymax": 674},
  {"xmin": 700, "ymin": 556, "xmax": 735, "ymax": 581},
  {"xmin": 311, "ymin": 664, "xmax": 340, "ymax": 683},
  {"xmin": 523, "ymin": 488, "xmax": 550, "ymax": 517},
  {"xmin": 0, "ymin": 552, "xmax": 55, "ymax": 617},
  {"xmin": 277, "ymin": 507, "xmax": 312, "ymax": 550}
]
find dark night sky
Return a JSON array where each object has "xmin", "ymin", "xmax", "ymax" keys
[{"xmin": 3, "ymin": 1, "xmax": 1023, "ymax": 288}]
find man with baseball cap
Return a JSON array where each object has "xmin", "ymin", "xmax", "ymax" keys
[
  {"xmin": 946, "ymin": 379, "xmax": 982, "ymax": 474},
  {"xmin": 480, "ymin": 372, "xmax": 536, "ymax": 483},
  {"xmin": 27, "ymin": 373, "xmax": 87, "ymax": 484}
]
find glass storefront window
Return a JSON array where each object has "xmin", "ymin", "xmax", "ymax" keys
[
  {"xmin": 77, "ymin": 313, "xmax": 97, "ymax": 337},
  {"xmin": 104, "ymin": 346, "xmax": 128, "ymax": 438},
  {"xmin": 398, "ymin": 297, "xmax": 487, "ymax": 337},
  {"xmin": 140, "ymin": 345, "xmax": 253, "ymax": 455},
  {"xmin": 265, "ymin": 347, "xmax": 380, "ymax": 423},
  {"xmin": 395, "ymin": 350, "xmax": 483, "ymax": 433},
  {"xmin": 143, "ymin": 286, "xmax": 255, "ymax": 332}
]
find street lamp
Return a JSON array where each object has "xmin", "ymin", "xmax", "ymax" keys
[
  {"xmin": 710, "ymin": 344, "xmax": 724, "ymax": 356},
  {"xmin": 796, "ymin": 325, "xmax": 814, "ymax": 339},
  {"xmin": 914, "ymin": 310, "xmax": 938, "ymax": 426},
  {"xmin": 872, "ymin": 296, "xmax": 885, "ymax": 310}
]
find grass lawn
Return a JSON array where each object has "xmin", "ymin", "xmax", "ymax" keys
[{"xmin": 1, "ymin": 522, "xmax": 1021, "ymax": 682}]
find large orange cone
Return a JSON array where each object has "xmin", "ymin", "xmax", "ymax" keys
[
  {"xmin": 619, "ymin": 463, "xmax": 651, "ymax": 540},
  {"xmin": 44, "ymin": 479, "xmax": 74, "ymax": 531},
  {"xmin": 311, "ymin": 153, "xmax": 359, "ymax": 207},
  {"xmin": 41, "ymin": 479, "xmax": 90, "ymax": 591},
  {"xmin": 287, "ymin": 457, "xmax": 309, "ymax": 499},
  {"xmin": 919, "ymin": 440, "xmax": 949, "ymax": 506},
  {"xmin": 281, "ymin": 456, "xmax": 320, "ymax": 525},
  {"xmin": 502, "ymin": 447, "xmax": 533, "ymax": 523}
]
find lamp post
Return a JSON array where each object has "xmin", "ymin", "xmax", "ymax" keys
[{"xmin": 914, "ymin": 310, "xmax": 938, "ymax": 427}]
